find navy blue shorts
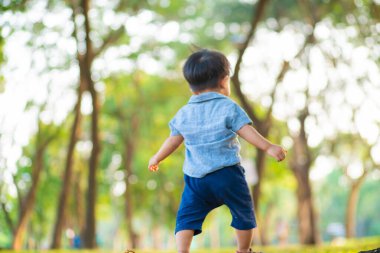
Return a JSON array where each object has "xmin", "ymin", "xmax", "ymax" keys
[{"xmin": 175, "ymin": 164, "xmax": 257, "ymax": 236}]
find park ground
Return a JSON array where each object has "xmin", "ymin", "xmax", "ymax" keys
[{"xmin": 2, "ymin": 237, "xmax": 379, "ymax": 253}]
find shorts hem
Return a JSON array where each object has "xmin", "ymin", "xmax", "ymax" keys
[
  {"xmin": 175, "ymin": 227, "xmax": 202, "ymax": 236},
  {"xmin": 231, "ymin": 223, "xmax": 257, "ymax": 230}
]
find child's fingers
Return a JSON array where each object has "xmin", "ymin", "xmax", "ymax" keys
[
  {"xmin": 278, "ymin": 149, "xmax": 287, "ymax": 161},
  {"xmin": 149, "ymin": 165, "xmax": 159, "ymax": 172},
  {"xmin": 277, "ymin": 153, "xmax": 286, "ymax": 162}
]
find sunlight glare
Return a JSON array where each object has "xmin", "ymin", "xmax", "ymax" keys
[
  {"xmin": 112, "ymin": 181, "xmax": 126, "ymax": 197},
  {"xmin": 310, "ymin": 156, "xmax": 336, "ymax": 181},
  {"xmin": 347, "ymin": 160, "xmax": 364, "ymax": 180}
]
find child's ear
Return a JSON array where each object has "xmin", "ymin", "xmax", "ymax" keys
[{"xmin": 219, "ymin": 75, "xmax": 229, "ymax": 88}]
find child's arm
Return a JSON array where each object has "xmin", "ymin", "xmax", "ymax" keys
[
  {"xmin": 148, "ymin": 135, "xmax": 184, "ymax": 171},
  {"xmin": 237, "ymin": 124, "xmax": 287, "ymax": 162}
]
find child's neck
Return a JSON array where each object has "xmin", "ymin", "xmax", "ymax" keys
[{"xmin": 193, "ymin": 88, "xmax": 222, "ymax": 95}]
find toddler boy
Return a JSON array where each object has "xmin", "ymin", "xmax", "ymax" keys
[{"xmin": 148, "ymin": 49, "xmax": 287, "ymax": 253}]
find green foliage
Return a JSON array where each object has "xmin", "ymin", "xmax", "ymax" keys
[
  {"xmin": 1, "ymin": 0, "xmax": 380, "ymax": 249},
  {"xmin": 0, "ymin": 0, "xmax": 27, "ymax": 11},
  {"xmin": 357, "ymin": 180, "xmax": 380, "ymax": 236}
]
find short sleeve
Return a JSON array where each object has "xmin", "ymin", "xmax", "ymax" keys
[
  {"xmin": 229, "ymin": 103, "xmax": 253, "ymax": 132},
  {"xmin": 169, "ymin": 117, "xmax": 181, "ymax": 136}
]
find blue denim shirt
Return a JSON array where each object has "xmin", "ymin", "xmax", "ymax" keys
[{"xmin": 169, "ymin": 92, "xmax": 252, "ymax": 178}]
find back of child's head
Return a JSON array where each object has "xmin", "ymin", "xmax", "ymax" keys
[{"xmin": 183, "ymin": 49, "xmax": 230, "ymax": 92}]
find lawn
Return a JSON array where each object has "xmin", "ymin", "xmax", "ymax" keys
[{"xmin": 3, "ymin": 237, "xmax": 380, "ymax": 253}]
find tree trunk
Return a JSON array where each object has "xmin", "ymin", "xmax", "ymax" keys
[
  {"xmin": 292, "ymin": 165, "xmax": 318, "ymax": 244},
  {"xmin": 252, "ymin": 147, "xmax": 267, "ymax": 212},
  {"xmin": 70, "ymin": 0, "xmax": 125, "ymax": 247},
  {"xmin": 230, "ymin": 0, "xmax": 318, "ymax": 246},
  {"xmin": 80, "ymin": 0, "xmax": 100, "ymax": 248},
  {"xmin": 12, "ymin": 145, "xmax": 45, "ymax": 250},
  {"xmin": 1, "ymin": 201, "xmax": 14, "ymax": 234},
  {"xmin": 51, "ymin": 79, "xmax": 84, "ymax": 249},
  {"xmin": 286, "ymin": 16, "xmax": 318, "ymax": 244},
  {"xmin": 82, "ymin": 79, "xmax": 100, "ymax": 249},
  {"xmin": 231, "ymin": 0, "xmax": 315, "ymax": 218},
  {"xmin": 249, "ymin": 149, "xmax": 266, "ymax": 245},
  {"xmin": 251, "ymin": 125, "xmax": 270, "ymax": 245},
  {"xmin": 119, "ymin": 74, "xmax": 143, "ymax": 249},
  {"xmin": 290, "ymin": 110, "xmax": 319, "ymax": 245},
  {"xmin": 345, "ymin": 173, "xmax": 367, "ymax": 238},
  {"xmin": 74, "ymin": 170, "xmax": 85, "ymax": 234},
  {"xmin": 50, "ymin": 0, "xmax": 86, "ymax": 247},
  {"xmin": 123, "ymin": 114, "xmax": 139, "ymax": 249}
]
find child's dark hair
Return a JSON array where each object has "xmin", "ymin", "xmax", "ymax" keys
[{"xmin": 183, "ymin": 49, "xmax": 230, "ymax": 92}]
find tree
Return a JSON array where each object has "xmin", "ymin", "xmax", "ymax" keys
[
  {"xmin": 332, "ymin": 131, "xmax": 379, "ymax": 238},
  {"xmin": 286, "ymin": 19, "xmax": 321, "ymax": 243},
  {"xmin": 289, "ymin": 107, "xmax": 320, "ymax": 244},
  {"xmin": 0, "ymin": 100, "xmax": 61, "ymax": 249},
  {"xmin": 229, "ymin": 0, "xmax": 318, "ymax": 244},
  {"xmin": 12, "ymin": 120, "xmax": 59, "ymax": 249},
  {"xmin": 51, "ymin": 0, "xmax": 131, "ymax": 247},
  {"xmin": 107, "ymin": 74, "xmax": 144, "ymax": 248},
  {"xmin": 50, "ymin": 1, "xmax": 86, "ymax": 247}
]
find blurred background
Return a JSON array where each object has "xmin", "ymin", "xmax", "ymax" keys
[{"xmin": 0, "ymin": 0, "xmax": 380, "ymax": 251}]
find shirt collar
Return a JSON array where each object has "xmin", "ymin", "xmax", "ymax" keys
[{"xmin": 188, "ymin": 92, "xmax": 227, "ymax": 104}]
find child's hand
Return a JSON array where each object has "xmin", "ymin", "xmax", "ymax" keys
[
  {"xmin": 266, "ymin": 144, "xmax": 287, "ymax": 162},
  {"xmin": 148, "ymin": 156, "xmax": 160, "ymax": 172}
]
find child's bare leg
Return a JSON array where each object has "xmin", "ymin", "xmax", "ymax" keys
[
  {"xmin": 235, "ymin": 228, "xmax": 254, "ymax": 252},
  {"xmin": 175, "ymin": 230, "xmax": 194, "ymax": 253}
]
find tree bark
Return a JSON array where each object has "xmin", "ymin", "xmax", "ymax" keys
[
  {"xmin": 345, "ymin": 173, "xmax": 367, "ymax": 238},
  {"xmin": 252, "ymin": 140, "xmax": 268, "ymax": 211},
  {"xmin": 81, "ymin": 0, "xmax": 100, "ymax": 247},
  {"xmin": 50, "ymin": 0, "xmax": 85, "ymax": 247},
  {"xmin": 70, "ymin": 0, "xmax": 126, "ymax": 247},
  {"xmin": 290, "ymin": 110, "xmax": 319, "ymax": 245},
  {"xmin": 74, "ymin": 170, "xmax": 85, "ymax": 234},
  {"xmin": 231, "ymin": 0, "xmax": 269, "ymax": 128},
  {"xmin": 1, "ymin": 201, "xmax": 14, "ymax": 234},
  {"xmin": 12, "ymin": 146, "xmax": 43, "ymax": 249},
  {"xmin": 12, "ymin": 150, "xmax": 44, "ymax": 250},
  {"xmin": 118, "ymin": 73, "xmax": 144, "ymax": 249},
  {"xmin": 82, "ymin": 76, "xmax": 100, "ymax": 249},
  {"xmin": 13, "ymin": 124, "xmax": 57, "ymax": 250},
  {"xmin": 286, "ymin": 3, "xmax": 319, "ymax": 242},
  {"xmin": 292, "ymin": 164, "xmax": 318, "ymax": 244},
  {"xmin": 123, "ymin": 114, "xmax": 139, "ymax": 249},
  {"xmin": 51, "ymin": 81, "xmax": 84, "ymax": 248}
]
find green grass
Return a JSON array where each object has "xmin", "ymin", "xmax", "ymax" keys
[
  {"xmin": 3, "ymin": 237, "xmax": 380, "ymax": 253},
  {"xmin": 146, "ymin": 237, "xmax": 380, "ymax": 253}
]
